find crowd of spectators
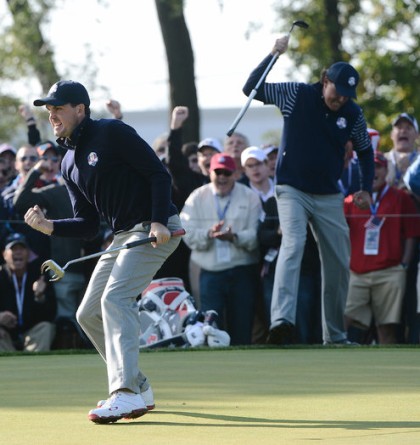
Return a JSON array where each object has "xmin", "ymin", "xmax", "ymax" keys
[{"xmin": 0, "ymin": 99, "xmax": 419, "ymax": 350}]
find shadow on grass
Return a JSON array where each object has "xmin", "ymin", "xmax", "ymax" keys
[{"xmin": 101, "ymin": 410, "xmax": 420, "ymax": 431}]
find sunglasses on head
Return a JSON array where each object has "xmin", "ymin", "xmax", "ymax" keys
[
  {"xmin": 19, "ymin": 155, "xmax": 38, "ymax": 162},
  {"xmin": 214, "ymin": 169, "xmax": 233, "ymax": 177},
  {"xmin": 41, "ymin": 156, "xmax": 59, "ymax": 163}
]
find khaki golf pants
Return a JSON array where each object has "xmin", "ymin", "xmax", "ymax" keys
[{"xmin": 76, "ymin": 215, "xmax": 182, "ymax": 394}]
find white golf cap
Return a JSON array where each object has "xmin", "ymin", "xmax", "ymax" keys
[
  {"xmin": 241, "ymin": 146, "xmax": 267, "ymax": 167},
  {"xmin": 262, "ymin": 145, "xmax": 279, "ymax": 157},
  {"xmin": 198, "ymin": 137, "xmax": 222, "ymax": 153}
]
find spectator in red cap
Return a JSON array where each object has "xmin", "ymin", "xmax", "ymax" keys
[
  {"xmin": 181, "ymin": 153, "xmax": 262, "ymax": 345},
  {"xmin": 344, "ymin": 151, "xmax": 420, "ymax": 343}
]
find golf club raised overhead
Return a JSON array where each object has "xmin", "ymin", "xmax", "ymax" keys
[
  {"xmin": 226, "ymin": 19, "xmax": 309, "ymax": 137},
  {"xmin": 289, "ymin": 20, "xmax": 309, "ymax": 34}
]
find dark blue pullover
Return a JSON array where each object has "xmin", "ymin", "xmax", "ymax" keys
[
  {"xmin": 243, "ymin": 54, "xmax": 374, "ymax": 194},
  {"xmin": 52, "ymin": 117, "xmax": 177, "ymax": 239}
]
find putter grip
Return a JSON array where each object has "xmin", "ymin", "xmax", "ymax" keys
[{"xmin": 124, "ymin": 228, "xmax": 186, "ymax": 249}]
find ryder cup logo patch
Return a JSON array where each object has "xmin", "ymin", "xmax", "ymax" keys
[
  {"xmin": 87, "ymin": 152, "xmax": 99, "ymax": 166},
  {"xmin": 336, "ymin": 117, "xmax": 347, "ymax": 129},
  {"xmin": 348, "ymin": 76, "xmax": 356, "ymax": 86}
]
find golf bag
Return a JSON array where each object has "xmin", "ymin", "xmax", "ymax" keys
[{"xmin": 138, "ymin": 277, "xmax": 230, "ymax": 349}]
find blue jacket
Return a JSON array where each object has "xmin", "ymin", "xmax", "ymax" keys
[
  {"xmin": 243, "ymin": 55, "xmax": 374, "ymax": 194},
  {"xmin": 52, "ymin": 117, "xmax": 177, "ymax": 239}
]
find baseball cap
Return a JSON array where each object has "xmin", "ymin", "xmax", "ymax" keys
[
  {"xmin": 392, "ymin": 113, "xmax": 419, "ymax": 133},
  {"xmin": 262, "ymin": 145, "xmax": 279, "ymax": 157},
  {"xmin": 241, "ymin": 146, "xmax": 267, "ymax": 167},
  {"xmin": 374, "ymin": 151, "xmax": 388, "ymax": 168},
  {"xmin": 36, "ymin": 140, "xmax": 59, "ymax": 156},
  {"xmin": 33, "ymin": 80, "xmax": 90, "ymax": 107},
  {"xmin": 367, "ymin": 128, "xmax": 380, "ymax": 151},
  {"xmin": 209, "ymin": 153, "xmax": 236, "ymax": 172},
  {"xmin": 326, "ymin": 62, "xmax": 359, "ymax": 99},
  {"xmin": 5, "ymin": 233, "xmax": 28, "ymax": 250},
  {"xmin": 0, "ymin": 144, "xmax": 17, "ymax": 156},
  {"xmin": 198, "ymin": 137, "xmax": 222, "ymax": 153}
]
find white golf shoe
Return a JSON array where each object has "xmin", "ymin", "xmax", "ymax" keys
[
  {"xmin": 88, "ymin": 391, "xmax": 148, "ymax": 424},
  {"xmin": 97, "ymin": 386, "xmax": 155, "ymax": 411}
]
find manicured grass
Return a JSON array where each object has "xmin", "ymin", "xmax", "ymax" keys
[{"xmin": 1, "ymin": 347, "xmax": 420, "ymax": 445}]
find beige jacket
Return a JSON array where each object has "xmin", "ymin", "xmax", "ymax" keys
[{"xmin": 180, "ymin": 182, "xmax": 261, "ymax": 271}]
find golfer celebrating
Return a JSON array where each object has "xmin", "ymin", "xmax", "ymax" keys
[
  {"xmin": 24, "ymin": 80, "xmax": 183, "ymax": 423},
  {"xmin": 243, "ymin": 36, "xmax": 374, "ymax": 345}
]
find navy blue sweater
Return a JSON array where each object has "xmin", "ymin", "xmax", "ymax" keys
[
  {"xmin": 243, "ymin": 55, "xmax": 374, "ymax": 194},
  {"xmin": 52, "ymin": 118, "xmax": 177, "ymax": 239}
]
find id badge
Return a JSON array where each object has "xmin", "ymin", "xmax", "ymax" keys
[
  {"xmin": 215, "ymin": 239, "xmax": 231, "ymax": 263},
  {"xmin": 363, "ymin": 216, "xmax": 385, "ymax": 255},
  {"xmin": 364, "ymin": 228, "xmax": 380, "ymax": 255}
]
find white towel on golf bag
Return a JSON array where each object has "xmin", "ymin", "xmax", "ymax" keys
[{"xmin": 184, "ymin": 322, "xmax": 230, "ymax": 347}]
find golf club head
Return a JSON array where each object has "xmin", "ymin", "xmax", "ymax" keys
[
  {"xmin": 41, "ymin": 259, "xmax": 65, "ymax": 282},
  {"xmin": 289, "ymin": 20, "xmax": 309, "ymax": 34}
]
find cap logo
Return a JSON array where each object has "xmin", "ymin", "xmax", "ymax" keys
[
  {"xmin": 49, "ymin": 84, "xmax": 58, "ymax": 94},
  {"xmin": 87, "ymin": 152, "xmax": 99, "ymax": 166},
  {"xmin": 348, "ymin": 77, "xmax": 356, "ymax": 86},
  {"xmin": 336, "ymin": 117, "xmax": 347, "ymax": 129}
]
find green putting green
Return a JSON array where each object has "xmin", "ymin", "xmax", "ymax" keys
[{"xmin": 1, "ymin": 348, "xmax": 420, "ymax": 445}]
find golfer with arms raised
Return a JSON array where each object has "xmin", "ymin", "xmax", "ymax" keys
[
  {"xmin": 243, "ymin": 36, "xmax": 374, "ymax": 345},
  {"xmin": 24, "ymin": 80, "xmax": 183, "ymax": 423}
]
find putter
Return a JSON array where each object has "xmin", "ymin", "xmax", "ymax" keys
[
  {"xmin": 226, "ymin": 20, "xmax": 309, "ymax": 137},
  {"xmin": 41, "ymin": 228, "xmax": 186, "ymax": 282}
]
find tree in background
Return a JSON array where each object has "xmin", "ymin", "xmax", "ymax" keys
[
  {"xmin": 0, "ymin": 0, "xmax": 418, "ymax": 149},
  {"xmin": 0, "ymin": 0, "xmax": 59, "ymax": 142},
  {"xmin": 155, "ymin": 0, "xmax": 199, "ymax": 143},
  {"xmin": 272, "ymin": 0, "xmax": 420, "ymax": 148}
]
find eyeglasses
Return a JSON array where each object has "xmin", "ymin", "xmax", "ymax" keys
[
  {"xmin": 0, "ymin": 168, "xmax": 10, "ymax": 176},
  {"xmin": 41, "ymin": 156, "xmax": 59, "ymax": 163},
  {"xmin": 19, "ymin": 155, "xmax": 38, "ymax": 162},
  {"xmin": 214, "ymin": 169, "xmax": 233, "ymax": 177}
]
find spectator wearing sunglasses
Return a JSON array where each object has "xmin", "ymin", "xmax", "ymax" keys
[
  {"xmin": 1, "ymin": 144, "xmax": 39, "ymax": 208},
  {"xmin": 180, "ymin": 153, "xmax": 262, "ymax": 345},
  {"xmin": 1, "ymin": 144, "xmax": 52, "ymax": 262}
]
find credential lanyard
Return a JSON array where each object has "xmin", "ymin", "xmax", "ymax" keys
[
  {"xmin": 370, "ymin": 184, "xmax": 389, "ymax": 216},
  {"xmin": 214, "ymin": 194, "xmax": 231, "ymax": 221},
  {"xmin": 12, "ymin": 273, "xmax": 27, "ymax": 327}
]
